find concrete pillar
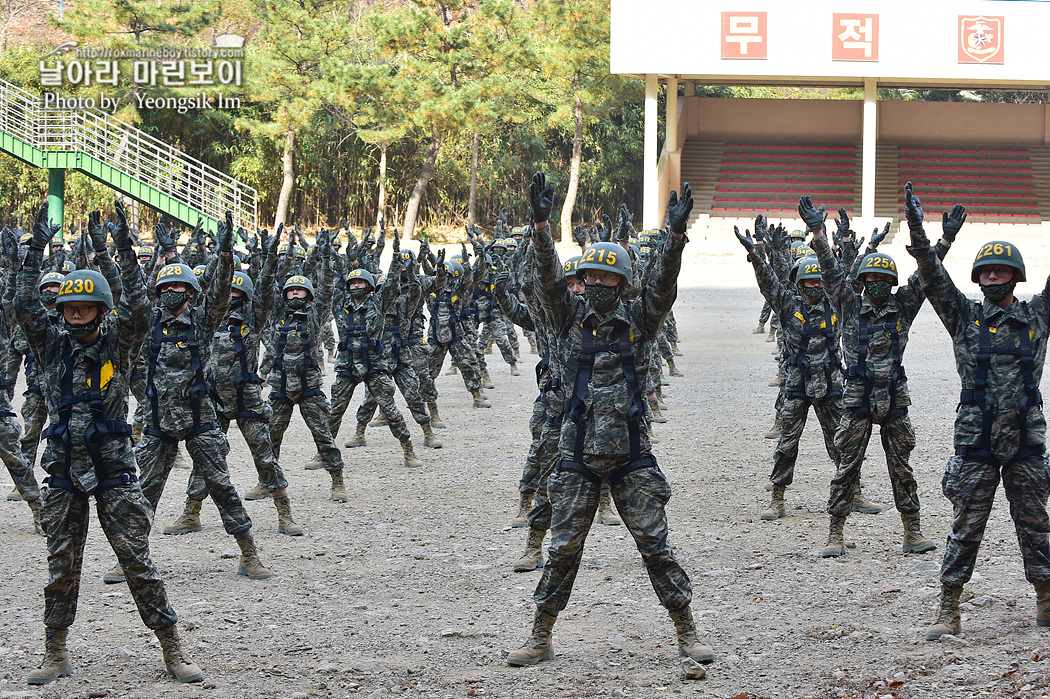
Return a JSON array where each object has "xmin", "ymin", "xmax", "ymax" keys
[
  {"xmin": 643, "ymin": 74, "xmax": 658, "ymax": 229},
  {"xmin": 47, "ymin": 168, "xmax": 65, "ymax": 232},
  {"xmin": 667, "ymin": 78, "xmax": 679, "ymax": 153},
  {"xmin": 861, "ymin": 77, "xmax": 877, "ymax": 230}
]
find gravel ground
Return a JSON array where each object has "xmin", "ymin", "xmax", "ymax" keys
[{"xmin": 3, "ymin": 250, "xmax": 1050, "ymax": 699}]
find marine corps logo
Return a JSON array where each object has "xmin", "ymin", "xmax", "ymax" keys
[{"xmin": 959, "ymin": 16, "xmax": 1003, "ymax": 64}]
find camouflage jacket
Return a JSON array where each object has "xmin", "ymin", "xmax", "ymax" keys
[
  {"xmin": 14, "ymin": 247, "xmax": 149, "ymax": 491},
  {"xmin": 911, "ymin": 240, "xmax": 1049, "ymax": 462},
  {"xmin": 144, "ymin": 252, "xmax": 233, "ymax": 432},
  {"xmin": 535, "ymin": 226, "xmax": 684, "ymax": 458},
  {"xmin": 209, "ymin": 251, "xmax": 279, "ymax": 416},
  {"xmin": 334, "ymin": 254, "xmax": 402, "ymax": 379},
  {"xmin": 749, "ymin": 246, "xmax": 841, "ymax": 401},
  {"xmin": 388, "ymin": 268, "xmax": 422, "ymax": 363},
  {"xmin": 268, "ymin": 255, "xmax": 336, "ymax": 396},
  {"xmin": 427, "ymin": 259, "xmax": 481, "ymax": 345}
]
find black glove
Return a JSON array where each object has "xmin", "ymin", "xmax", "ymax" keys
[
  {"xmin": 797, "ymin": 196, "xmax": 827, "ymax": 233},
  {"xmin": 87, "ymin": 209, "xmax": 106, "ymax": 252},
  {"xmin": 419, "ymin": 239, "xmax": 431, "ymax": 260},
  {"xmin": 460, "ymin": 242, "xmax": 469, "ymax": 262},
  {"xmin": 1, "ymin": 228, "xmax": 18, "ymax": 261},
  {"xmin": 572, "ymin": 225, "xmax": 587, "ymax": 246},
  {"xmin": 30, "ymin": 202, "xmax": 50, "ymax": 251},
  {"xmin": 770, "ymin": 223, "xmax": 789, "ymax": 251},
  {"xmin": 155, "ymin": 221, "xmax": 175, "ymax": 253},
  {"xmin": 834, "ymin": 208, "xmax": 851, "ymax": 238},
  {"xmin": 587, "ymin": 226, "xmax": 598, "ymax": 244},
  {"xmin": 734, "ymin": 225, "xmax": 756, "ymax": 254},
  {"xmin": 904, "ymin": 181, "xmax": 924, "ymax": 232},
  {"xmin": 268, "ymin": 223, "xmax": 283, "ymax": 256},
  {"xmin": 667, "ymin": 183, "xmax": 693, "ymax": 235},
  {"xmin": 869, "ymin": 222, "xmax": 890, "ymax": 250},
  {"xmin": 529, "ymin": 171, "xmax": 555, "ymax": 224},
  {"xmin": 218, "ymin": 211, "xmax": 235, "ymax": 252},
  {"xmin": 392, "ymin": 228, "xmax": 400, "ymax": 254},
  {"xmin": 435, "ymin": 248, "xmax": 446, "ymax": 269},
  {"xmin": 597, "ymin": 214, "xmax": 611, "ymax": 242},
  {"xmin": 493, "ymin": 268, "xmax": 510, "ymax": 292},
  {"xmin": 753, "ymin": 214, "xmax": 768, "ymax": 242},
  {"xmin": 941, "ymin": 204, "xmax": 967, "ymax": 242}
]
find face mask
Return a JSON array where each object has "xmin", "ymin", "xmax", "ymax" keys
[
  {"xmin": 802, "ymin": 286, "xmax": 824, "ymax": 302},
  {"xmin": 229, "ymin": 296, "xmax": 245, "ymax": 310},
  {"xmin": 65, "ymin": 315, "xmax": 101, "ymax": 340},
  {"xmin": 286, "ymin": 296, "xmax": 309, "ymax": 310},
  {"xmin": 585, "ymin": 282, "xmax": 620, "ymax": 310},
  {"xmin": 160, "ymin": 290, "xmax": 187, "ymax": 311},
  {"xmin": 864, "ymin": 280, "xmax": 893, "ymax": 303},
  {"xmin": 39, "ymin": 290, "xmax": 58, "ymax": 306},
  {"xmin": 349, "ymin": 287, "xmax": 370, "ymax": 300},
  {"xmin": 980, "ymin": 281, "xmax": 1016, "ymax": 302}
]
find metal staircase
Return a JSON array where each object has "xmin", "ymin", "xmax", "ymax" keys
[{"xmin": 0, "ymin": 79, "xmax": 257, "ymax": 232}]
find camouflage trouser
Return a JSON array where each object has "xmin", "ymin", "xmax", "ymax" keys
[
  {"xmin": 940, "ymin": 453, "xmax": 1050, "ymax": 587},
  {"xmin": 39, "ymin": 484, "xmax": 177, "ymax": 630},
  {"xmin": 525, "ymin": 415, "xmax": 563, "ymax": 533},
  {"xmin": 19, "ymin": 389, "xmax": 47, "ymax": 466},
  {"xmin": 428, "ymin": 339, "xmax": 482, "ymax": 393},
  {"xmin": 1, "ymin": 415, "xmax": 39, "ymax": 501},
  {"xmin": 137, "ymin": 425, "xmax": 253, "ymax": 538},
  {"xmin": 269, "ymin": 390, "xmax": 344, "ymax": 471},
  {"xmin": 405, "ymin": 343, "xmax": 437, "ymax": 404},
  {"xmin": 330, "ymin": 372, "xmax": 410, "ymax": 443},
  {"xmin": 770, "ymin": 395, "xmax": 841, "ymax": 487},
  {"xmin": 478, "ymin": 318, "xmax": 516, "ymax": 366},
  {"xmin": 664, "ymin": 310, "xmax": 678, "ymax": 344},
  {"xmin": 357, "ymin": 362, "xmax": 430, "ymax": 426},
  {"xmin": 828, "ymin": 411, "xmax": 918, "ymax": 518},
  {"xmin": 519, "ymin": 396, "xmax": 547, "ymax": 495},
  {"xmin": 758, "ymin": 299, "xmax": 772, "ymax": 325},
  {"xmin": 534, "ymin": 456, "xmax": 692, "ymax": 615},
  {"xmin": 322, "ymin": 320, "xmax": 336, "ymax": 351},
  {"xmin": 658, "ymin": 328, "xmax": 674, "ymax": 362},
  {"xmin": 185, "ymin": 410, "xmax": 289, "ymax": 499}
]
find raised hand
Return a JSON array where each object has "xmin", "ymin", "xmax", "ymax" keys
[
  {"xmin": 797, "ymin": 196, "xmax": 827, "ymax": 233},
  {"xmin": 667, "ymin": 183, "xmax": 694, "ymax": 235},
  {"xmin": 87, "ymin": 209, "xmax": 106, "ymax": 251},
  {"xmin": 771, "ymin": 222, "xmax": 790, "ymax": 251},
  {"xmin": 31, "ymin": 202, "xmax": 50, "ymax": 250},
  {"xmin": 493, "ymin": 267, "xmax": 510, "ymax": 292},
  {"xmin": 529, "ymin": 171, "xmax": 555, "ymax": 224},
  {"xmin": 734, "ymin": 225, "xmax": 756, "ymax": 254},
  {"xmin": 754, "ymin": 214, "xmax": 768, "ymax": 241},
  {"xmin": 2, "ymin": 228, "xmax": 18, "ymax": 261},
  {"xmin": 436, "ymin": 248, "xmax": 446, "ymax": 268},
  {"xmin": 941, "ymin": 204, "xmax": 967, "ymax": 242},
  {"xmin": 460, "ymin": 241, "xmax": 469, "ymax": 262},
  {"xmin": 904, "ymin": 181, "xmax": 924, "ymax": 231},
  {"xmin": 218, "ymin": 210, "xmax": 235, "ymax": 252},
  {"xmin": 572, "ymin": 225, "xmax": 587, "ymax": 246},
  {"xmin": 869, "ymin": 222, "xmax": 890, "ymax": 250},
  {"xmin": 155, "ymin": 221, "xmax": 175, "ymax": 253},
  {"xmin": 392, "ymin": 228, "xmax": 400, "ymax": 254},
  {"xmin": 834, "ymin": 208, "xmax": 851, "ymax": 237}
]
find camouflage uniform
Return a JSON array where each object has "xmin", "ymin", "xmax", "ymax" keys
[
  {"xmin": 911, "ymin": 241, "xmax": 1050, "ymax": 587},
  {"xmin": 136, "ymin": 254, "xmax": 254, "ymax": 539},
  {"xmin": 427, "ymin": 260, "xmax": 486, "ymax": 394},
  {"xmin": 530, "ymin": 226, "xmax": 692, "ymax": 616},
  {"xmin": 474, "ymin": 279, "xmax": 517, "ymax": 368},
  {"xmin": 7, "ymin": 322, "xmax": 50, "ymax": 466},
  {"xmin": 15, "ymin": 243, "xmax": 177, "ymax": 631},
  {"xmin": 0, "ymin": 274, "xmax": 41, "ymax": 506}
]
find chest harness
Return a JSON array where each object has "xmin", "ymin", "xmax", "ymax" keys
[
  {"xmin": 957, "ymin": 301, "xmax": 1044, "ymax": 463},
  {"xmin": 844, "ymin": 310, "xmax": 907, "ymax": 419},
  {"xmin": 43, "ymin": 335, "xmax": 135, "ymax": 498},
  {"xmin": 785, "ymin": 298, "xmax": 841, "ymax": 404},
  {"xmin": 336, "ymin": 303, "xmax": 380, "ymax": 377},
  {"xmin": 272, "ymin": 313, "xmax": 321, "ymax": 401},
  {"xmin": 556, "ymin": 322, "xmax": 656, "ymax": 486},
  {"xmin": 214, "ymin": 315, "xmax": 266, "ymax": 422},
  {"xmin": 144, "ymin": 309, "xmax": 218, "ymax": 442}
]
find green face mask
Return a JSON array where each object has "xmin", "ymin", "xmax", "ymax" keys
[
  {"xmin": 802, "ymin": 286, "xmax": 824, "ymax": 302},
  {"xmin": 160, "ymin": 290, "xmax": 187, "ymax": 311},
  {"xmin": 980, "ymin": 281, "xmax": 1016, "ymax": 302},
  {"xmin": 864, "ymin": 280, "xmax": 893, "ymax": 303},
  {"xmin": 286, "ymin": 296, "xmax": 309, "ymax": 310},
  {"xmin": 585, "ymin": 282, "xmax": 620, "ymax": 310},
  {"xmin": 39, "ymin": 290, "xmax": 58, "ymax": 307}
]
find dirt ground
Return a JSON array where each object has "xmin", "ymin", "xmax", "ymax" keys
[{"xmin": 3, "ymin": 238, "xmax": 1050, "ymax": 699}]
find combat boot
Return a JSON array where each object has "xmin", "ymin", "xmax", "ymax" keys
[
  {"xmin": 344, "ymin": 423, "xmax": 367, "ymax": 448},
  {"xmin": 659, "ymin": 368, "xmax": 670, "ymax": 386},
  {"xmin": 761, "ymin": 485, "xmax": 786, "ymax": 521},
  {"xmin": 330, "ymin": 469, "xmax": 349, "ymax": 502},
  {"xmin": 155, "ymin": 625, "xmax": 203, "ymax": 683},
  {"xmin": 7, "ymin": 485, "xmax": 22, "ymax": 501},
  {"xmin": 484, "ymin": 342, "xmax": 494, "ymax": 354},
  {"xmin": 427, "ymin": 401, "xmax": 446, "ymax": 429},
  {"xmin": 901, "ymin": 513, "xmax": 936, "ymax": 554},
  {"xmin": 764, "ymin": 415, "xmax": 782, "ymax": 439},
  {"xmin": 481, "ymin": 369, "xmax": 495, "ymax": 389},
  {"xmin": 27, "ymin": 498, "xmax": 44, "ymax": 536},
  {"xmin": 596, "ymin": 487, "xmax": 622, "ymax": 526},
  {"xmin": 304, "ymin": 452, "xmax": 325, "ymax": 470},
  {"xmin": 509, "ymin": 362, "xmax": 521, "ymax": 377},
  {"xmin": 273, "ymin": 495, "xmax": 304, "ymax": 537},
  {"xmin": 513, "ymin": 529, "xmax": 545, "ymax": 572},
  {"xmin": 445, "ymin": 364, "xmax": 458, "ymax": 376},
  {"xmin": 666, "ymin": 357, "xmax": 684, "ymax": 377},
  {"xmin": 766, "ymin": 327, "xmax": 776, "ymax": 342},
  {"xmin": 510, "ymin": 491, "xmax": 532, "ymax": 528},
  {"xmin": 368, "ymin": 413, "xmax": 389, "ymax": 428},
  {"xmin": 926, "ymin": 585, "xmax": 963, "ymax": 640},
  {"xmin": 163, "ymin": 498, "xmax": 203, "ymax": 535},
  {"xmin": 1035, "ymin": 582, "xmax": 1050, "ymax": 627},
  {"xmin": 507, "ymin": 611, "xmax": 556, "ymax": 666},
  {"xmin": 515, "ymin": 345, "xmax": 523, "ymax": 360},
  {"xmin": 102, "ymin": 565, "xmax": 125, "ymax": 584},
  {"xmin": 235, "ymin": 534, "xmax": 273, "ymax": 579},
  {"xmin": 648, "ymin": 397, "xmax": 667, "ymax": 424},
  {"xmin": 471, "ymin": 389, "xmax": 492, "ymax": 408},
  {"xmin": 821, "ymin": 515, "xmax": 847, "ymax": 558},
  {"xmin": 768, "ymin": 370, "xmax": 784, "ymax": 387},
  {"xmin": 669, "ymin": 606, "xmax": 715, "ymax": 663},
  {"xmin": 852, "ymin": 488, "xmax": 884, "ymax": 514},
  {"xmin": 244, "ymin": 482, "xmax": 271, "ymax": 500},
  {"xmin": 528, "ymin": 337, "xmax": 537, "ymax": 355},
  {"xmin": 422, "ymin": 421, "xmax": 443, "ymax": 449},
  {"xmin": 753, "ymin": 323, "xmax": 765, "ymax": 334},
  {"xmin": 402, "ymin": 439, "xmax": 424, "ymax": 468},
  {"xmin": 671, "ymin": 341, "xmax": 683, "ymax": 356},
  {"xmin": 27, "ymin": 627, "xmax": 72, "ymax": 685}
]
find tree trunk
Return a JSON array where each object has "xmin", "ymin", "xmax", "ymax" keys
[
  {"xmin": 274, "ymin": 128, "xmax": 297, "ymax": 227},
  {"xmin": 559, "ymin": 71, "xmax": 583, "ymax": 244},
  {"xmin": 376, "ymin": 141, "xmax": 388, "ymax": 230},
  {"xmin": 468, "ymin": 131, "xmax": 479, "ymax": 226},
  {"xmin": 402, "ymin": 125, "xmax": 442, "ymax": 240}
]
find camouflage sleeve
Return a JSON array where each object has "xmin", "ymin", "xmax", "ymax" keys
[
  {"xmin": 770, "ymin": 244, "xmax": 791, "ymax": 282},
  {"xmin": 908, "ymin": 241, "xmax": 970, "ymax": 338},
  {"xmin": 202, "ymin": 252, "xmax": 233, "ymax": 340},
  {"xmin": 633, "ymin": 232, "xmax": 685, "ymax": 340},
  {"xmin": 3, "ymin": 326, "xmax": 24, "ymax": 387},
  {"xmin": 316, "ymin": 252, "xmax": 336, "ymax": 320},
  {"xmin": 532, "ymin": 225, "xmax": 571, "ymax": 332},
  {"xmin": 255, "ymin": 250, "xmax": 279, "ymax": 329},
  {"xmin": 14, "ymin": 248, "xmax": 59, "ymax": 368},
  {"xmin": 495, "ymin": 288, "xmax": 535, "ymax": 332},
  {"xmin": 895, "ymin": 241, "xmax": 950, "ymax": 324},
  {"xmin": 748, "ymin": 248, "xmax": 793, "ymax": 322},
  {"xmin": 94, "ymin": 247, "xmax": 123, "ymax": 308},
  {"xmin": 117, "ymin": 250, "xmax": 150, "ymax": 372},
  {"xmin": 378, "ymin": 253, "xmax": 403, "ymax": 316},
  {"xmin": 2, "ymin": 258, "xmax": 17, "ymax": 323},
  {"xmin": 812, "ymin": 234, "xmax": 853, "ymax": 318},
  {"xmin": 404, "ymin": 268, "xmax": 421, "ymax": 318}
]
